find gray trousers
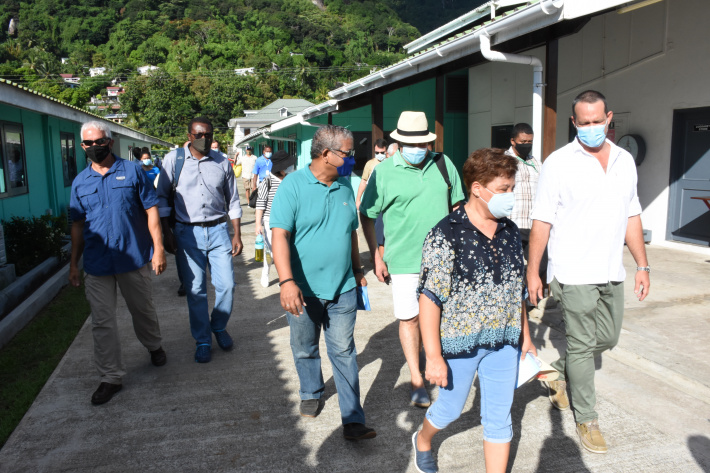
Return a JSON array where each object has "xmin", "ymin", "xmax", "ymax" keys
[
  {"xmin": 550, "ymin": 278, "xmax": 624, "ymax": 424},
  {"xmin": 85, "ymin": 265, "xmax": 162, "ymax": 384}
]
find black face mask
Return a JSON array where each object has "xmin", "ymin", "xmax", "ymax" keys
[
  {"xmin": 191, "ymin": 138, "xmax": 211, "ymax": 155},
  {"xmin": 86, "ymin": 145, "xmax": 112, "ymax": 163},
  {"xmin": 514, "ymin": 143, "xmax": 533, "ymax": 158}
]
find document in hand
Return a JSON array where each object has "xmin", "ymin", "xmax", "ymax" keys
[
  {"xmin": 516, "ymin": 354, "xmax": 559, "ymax": 388},
  {"xmin": 356, "ymin": 286, "xmax": 371, "ymax": 311}
]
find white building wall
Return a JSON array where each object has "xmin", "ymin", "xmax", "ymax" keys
[{"xmin": 467, "ymin": 0, "xmax": 710, "ymax": 254}]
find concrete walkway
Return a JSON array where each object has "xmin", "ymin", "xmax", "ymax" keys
[{"xmin": 1, "ymin": 199, "xmax": 709, "ymax": 472}]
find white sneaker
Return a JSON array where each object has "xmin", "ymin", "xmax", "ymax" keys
[{"xmin": 260, "ymin": 270, "xmax": 270, "ymax": 288}]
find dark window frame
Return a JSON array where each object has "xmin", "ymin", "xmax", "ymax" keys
[
  {"xmin": 61, "ymin": 132, "xmax": 78, "ymax": 187},
  {"xmin": 0, "ymin": 121, "xmax": 29, "ymax": 198}
]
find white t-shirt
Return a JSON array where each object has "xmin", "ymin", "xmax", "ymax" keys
[
  {"xmin": 531, "ymin": 138, "xmax": 642, "ymax": 285},
  {"xmin": 237, "ymin": 154, "xmax": 257, "ymax": 179}
]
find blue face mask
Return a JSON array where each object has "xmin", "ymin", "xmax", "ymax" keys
[
  {"xmin": 337, "ymin": 156, "xmax": 356, "ymax": 177},
  {"xmin": 576, "ymin": 121, "xmax": 608, "ymax": 148},
  {"xmin": 481, "ymin": 187, "xmax": 515, "ymax": 219},
  {"xmin": 401, "ymin": 146, "xmax": 428, "ymax": 165}
]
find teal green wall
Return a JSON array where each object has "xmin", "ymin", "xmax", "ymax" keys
[{"xmin": 248, "ymin": 70, "xmax": 470, "ymax": 195}]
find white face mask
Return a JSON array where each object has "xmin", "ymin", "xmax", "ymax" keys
[
  {"xmin": 283, "ymin": 165, "xmax": 295, "ymax": 175},
  {"xmin": 375, "ymin": 152, "xmax": 386, "ymax": 162}
]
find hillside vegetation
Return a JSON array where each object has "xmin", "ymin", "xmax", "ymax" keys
[{"xmin": 0, "ymin": 0, "xmax": 472, "ymax": 143}]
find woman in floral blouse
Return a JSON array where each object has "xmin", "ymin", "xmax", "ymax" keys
[{"xmin": 411, "ymin": 148, "xmax": 537, "ymax": 473}]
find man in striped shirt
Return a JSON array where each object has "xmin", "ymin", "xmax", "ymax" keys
[{"xmin": 506, "ymin": 123, "xmax": 542, "ymax": 267}]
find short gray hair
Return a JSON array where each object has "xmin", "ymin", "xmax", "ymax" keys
[
  {"xmin": 81, "ymin": 120, "xmax": 112, "ymax": 140},
  {"xmin": 387, "ymin": 142, "xmax": 398, "ymax": 155},
  {"xmin": 311, "ymin": 125, "xmax": 353, "ymax": 161}
]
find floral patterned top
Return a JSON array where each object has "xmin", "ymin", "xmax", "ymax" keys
[{"xmin": 417, "ymin": 207, "xmax": 525, "ymax": 358}]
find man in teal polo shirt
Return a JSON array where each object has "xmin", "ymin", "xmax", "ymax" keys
[
  {"xmin": 360, "ymin": 111, "xmax": 465, "ymax": 409},
  {"xmin": 270, "ymin": 124, "xmax": 376, "ymax": 441}
]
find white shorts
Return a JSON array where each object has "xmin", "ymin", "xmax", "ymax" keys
[{"xmin": 391, "ymin": 273, "xmax": 420, "ymax": 320}]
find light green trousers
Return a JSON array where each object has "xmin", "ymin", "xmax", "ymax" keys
[{"xmin": 549, "ymin": 278, "xmax": 624, "ymax": 424}]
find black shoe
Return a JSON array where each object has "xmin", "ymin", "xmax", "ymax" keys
[
  {"xmin": 91, "ymin": 382, "xmax": 122, "ymax": 405},
  {"xmin": 177, "ymin": 284, "xmax": 186, "ymax": 297},
  {"xmin": 213, "ymin": 330, "xmax": 234, "ymax": 351},
  {"xmin": 343, "ymin": 423, "xmax": 377, "ymax": 440},
  {"xmin": 300, "ymin": 399, "xmax": 321, "ymax": 418},
  {"xmin": 150, "ymin": 347, "xmax": 167, "ymax": 366}
]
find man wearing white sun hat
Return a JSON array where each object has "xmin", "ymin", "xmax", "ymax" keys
[{"xmin": 360, "ymin": 111, "xmax": 465, "ymax": 408}]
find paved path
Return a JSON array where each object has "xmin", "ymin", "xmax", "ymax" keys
[{"xmin": 1, "ymin": 200, "xmax": 709, "ymax": 472}]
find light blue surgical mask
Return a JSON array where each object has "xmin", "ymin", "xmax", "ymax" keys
[
  {"xmin": 481, "ymin": 187, "xmax": 515, "ymax": 219},
  {"xmin": 401, "ymin": 146, "xmax": 428, "ymax": 165},
  {"xmin": 264, "ymin": 152, "xmax": 272, "ymax": 159},
  {"xmin": 576, "ymin": 121, "xmax": 608, "ymax": 148},
  {"xmin": 142, "ymin": 158, "xmax": 152, "ymax": 166},
  {"xmin": 375, "ymin": 152, "xmax": 386, "ymax": 162}
]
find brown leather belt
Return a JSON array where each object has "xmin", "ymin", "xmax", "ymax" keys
[{"xmin": 178, "ymin": 216, "xmax": 228, "ymax": 227}]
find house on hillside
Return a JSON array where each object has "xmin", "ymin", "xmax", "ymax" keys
[
  {"xmin": 233, "ymin": 0, "xmax": 710, "ymax": 254},
  {"xmin": 88, "ymin": 67, "xmax": 106, "ymax": 77},
  {"xmin": 0, "ymin": 79, "xmax": 172, "ymax": 221},
  {"xmin": 59, "ymin": 74, "xmax": 80, "ymax": 87},
  {"xmin": 106, "ymin": 87, "xmax": 124, "ymax": 100},
  {"xmin": 138, "ymin": 65, "xmax": 160, "ymax": 75}
]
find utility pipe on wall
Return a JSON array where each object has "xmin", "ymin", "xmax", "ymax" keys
[{"xmin": 479, "ymin": 33, "xmax": 544, "ymax": 161}]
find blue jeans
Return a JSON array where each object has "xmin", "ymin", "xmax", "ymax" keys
[
  {"xmin": 287, "ymin": 288, "xmax": 365, "ymax": 425},
  {"xmin": 426, "ymin": 344, "xmax": 518, "ymax": 443},
  {"xmin": 174, "ymin": 222, "xmax": 235, "ymax": 346}
]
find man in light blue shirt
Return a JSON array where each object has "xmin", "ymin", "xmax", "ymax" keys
[
  {"xmin": 270, "ymin": 125, "xmax": 375, "ymax": 441},
  {"xmin": 157, "ymin": 117, "xmax": 243, "ymax": 363},
  {"xmin": 251, "ymin": 145, "xmax": 273, "ymax": 188}
]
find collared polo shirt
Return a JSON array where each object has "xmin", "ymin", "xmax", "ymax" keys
[
  {"xmin": 359, "ymin": 151, "xmax": 465, "ymax": 274},
  {"xmin": 253, "ymin": 155, "xmax": 273, "ymax": 182},
  {"xmin": 531, "ymin": 138, "xmax": 642, "ymax": 285},
  {"xmin": 156, "ymin": 145, "xmax": 242, "ymax": 223},
  {"xmin": 69, "ymin": 156, "xmax": 158, "ymax": 277},
  {"xmin": 269, "ymin": 165, "xmax": 358, "ymax": 300}
]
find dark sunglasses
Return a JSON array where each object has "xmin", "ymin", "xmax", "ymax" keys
[
  {"xmin": 82, "ymin": 137, "xmax": 111, "ymax": 147},
  {"xmin": 189, "ymin": 132, "xmax": 214, "ymax": 139},
  {"xmin": 329, "ymin": 148, "xmax": 355, "ymax": 157}
]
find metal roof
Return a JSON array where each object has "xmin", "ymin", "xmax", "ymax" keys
[{"xmin": 0, "ymin": 79, "xmax": 173, "ymax": 147}]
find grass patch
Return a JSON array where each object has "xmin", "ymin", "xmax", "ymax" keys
[{"xmin": 0, "ymin": 283, "xmax": 90, "ymax": 448}]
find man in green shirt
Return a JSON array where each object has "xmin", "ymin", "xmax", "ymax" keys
[
  {"xmin": 360, "ymin": 111, "xmax": 465, "ymax": 408},
  {"xmin": 270, "ymin": 124, "xmax": 376, "ymax": 441}
]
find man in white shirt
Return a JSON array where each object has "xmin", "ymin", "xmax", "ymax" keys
[
  {"xmin": 236, "ymin": 145, "xmax": 258, "ymax": 202},
  {"xmin": 527, "ymin": 90, "xmax": 650, "ymax": 455}
]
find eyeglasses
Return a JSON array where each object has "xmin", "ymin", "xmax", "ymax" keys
[
  {"xmin": 81, "ymin": 137, "xmax": 111, "ymax": 147},
  {"xmin": 329, "ymin": 148, "xmax": 355, "ymax": 157},
  {"xmin": 189, "ymin": 132, "xmax": 214, "ymax": 139}
]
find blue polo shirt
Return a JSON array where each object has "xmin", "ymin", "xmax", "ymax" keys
[
  {"xmin": 69, "ymin": 156, "xmax": 158, "ymax": 277},
  {"xmin": 253, "ymin": 155, "xmax": 273, "ymax": 182},
  {"xmin": 269, "ymin": 165, "xmax": 358, "ymax": 300}
]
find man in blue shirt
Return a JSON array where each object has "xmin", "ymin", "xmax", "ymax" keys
[
  {"xmin": 69, "ymin": 120, "xmax": 167, "ymax": 406},
  {"xmin": 251, "ymin": 145, "xmax": 273, "ymax": 189},
  {"xmin": 270, "ymin": 124, "xmax": 375, "ymax": 441},
  {"xmin": 157, "ymin": 117, "xmax": 243, "ymax": 364}
]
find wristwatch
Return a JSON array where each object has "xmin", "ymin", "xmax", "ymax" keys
[{"xmin": 636, "ymin": 266, "xmax": 651, "ymax": 272}]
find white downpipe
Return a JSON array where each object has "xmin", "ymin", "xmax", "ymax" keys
[{"xmin": 479, "ymin": 33, "xmax": 544, "ymax": 161}]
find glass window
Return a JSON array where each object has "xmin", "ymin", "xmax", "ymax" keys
[
  {"xmin": 61, "ymin": 132, "xmax": 77, "ymax": 187},
  {"xmin": 0, "ymin": 122, "xmax": 28, "ymax": 197}
]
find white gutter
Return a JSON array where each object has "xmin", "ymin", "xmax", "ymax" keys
[
  {"xmin": 479, "ymin": 33, "xmax": 544, "ymax": 161},
  {"xmin": 328, "ymin": 0, "xmax": 564, "ymax": 101},
  {"xmin": 261, "ymin": 133, "xmax": 298, "ymax": 143}
]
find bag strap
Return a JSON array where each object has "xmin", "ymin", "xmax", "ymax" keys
[
  {"xmin": 432, "ymin": 152, "xmax": 452, "ymax": 213},
  {"xmin": 173, "ymin": 147, "xmax": 185, "ymax": 191}
]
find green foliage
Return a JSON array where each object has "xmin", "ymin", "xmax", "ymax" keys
[
  {"xmin": 2, "ymin": 214, "xmax": 67, "ymax": 276},
  {"xmin": 0, "ymin": 0, "xmax": 471, "ymax": 141},
  {"xmin": 0, "ymin": 282, "xmax": 90, "ymax": 448}
]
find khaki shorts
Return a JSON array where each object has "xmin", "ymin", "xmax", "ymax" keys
[{"xmin": 243, "ymin": 177, "xmax": 253, "ymax": 192}]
